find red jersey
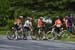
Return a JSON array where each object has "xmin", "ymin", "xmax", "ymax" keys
[
  {"xmin": 37, "ymin": 19, "xmax": 43, "ymax": 28},
  {"xmin": 55, "ymin": 19, "xmax": 62, "ymax": 27}
]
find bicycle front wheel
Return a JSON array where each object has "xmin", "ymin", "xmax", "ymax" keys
[
  {"xmin": 7, "ymin": 30, "xmax": 16, "ymax": 40},
  {"xmin": 60, "ymin": 30, "xmax": 70, "ymax": 39}
]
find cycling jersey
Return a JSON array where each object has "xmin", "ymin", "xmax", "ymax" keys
[
  {"xmin": 46, "ymin": 19, "xmax": 52, "ymax": 24},
  {"xmin": 37, "ymin": 19, "xmax": 43, "ymax": 28},
  {"xmin": 55, "ymin": 19, "xmax": 62, "ymax": 27},
  {"xmin": 13, "ymin": 18, "xmax": 22, "ymax": 30},
  {"xmin": 23, "ymin": 20, "xmax": 32, "ymax": 27}
]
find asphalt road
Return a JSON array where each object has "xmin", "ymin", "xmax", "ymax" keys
[{"xmin": 0, "ymin": 36, "xmax": 75, "ymax": 50}]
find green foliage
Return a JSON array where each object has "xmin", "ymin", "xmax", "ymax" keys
[
  {"xmin": 0, "ymin": 0, "xmax": 75, "ymax": 18},
  {"xmin": 0, "ymin": 0, "xmax": 75, "ymax": 28}
]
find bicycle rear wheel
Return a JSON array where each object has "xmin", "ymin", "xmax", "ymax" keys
[
  {"xmin": 7, "ymin": 30, "xmax": 16, "ymax": 40},
  {"xmin": 60, "ymin": 30, "xmax": 70, "ymax": 39}
]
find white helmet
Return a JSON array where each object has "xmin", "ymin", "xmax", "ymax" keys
[
  {"xmin": 39, "ymin": 17, "xmax": 43, "ymax": 19},
  {"xmin": 27, "ymin": 17, "xmax": 32, "ymax": 20},
  {"xmin": 19, "ymin": 16, "xmax": 23, "ymax": 19}
]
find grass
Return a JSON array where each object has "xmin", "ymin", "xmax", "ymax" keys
[
  {"xmin": 0, "ymin": 31, "xmax": 8, "ymax": 35},
  {"xmin": 0, "ymin": 26, "xmax": 9, "ymax": 35},
  {"xmin": 60, "ymin": 36, "xmax": 75, "ymax": 42}
]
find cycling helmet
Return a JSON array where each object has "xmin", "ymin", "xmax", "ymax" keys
[
  {"xmin": 27, "ymin": 17, "xmax": 32, "ymax": 20},
  {"xmin": 39, "ymin": 17, "xmax": 43, "ymax": 19},
  {"xmin": 39, "ymin": 17, "xmax": 44, "ymax": 20},
  {"xmin": 19, "ymin": 16, "xmax": 23, "ymax": 19}
]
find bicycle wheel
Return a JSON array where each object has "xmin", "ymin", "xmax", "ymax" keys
[
  {"xmin": 60, "ymin": 30, "xmax": 70, "ymax": 39},
  {"xmin": 23, "ymin": 29, "xmax": 27, "ymax": 40},
  {"xmin": 31, "ymin": 31, "xmax": 36, "ymax": 40},
  {"xmin": 47, "ymin": 31, "xmax": 54, "ymax": 39},
  {"xmin": 17, "ymin": 31, "xmax": 23, "ymax": 39},
  {"xmin": 7, "ymin": 30, "xmax": 16, "ymax": 40},
  {"xmin": 38, "ymin": 32, "xmax": 43, "ymax": 40}
]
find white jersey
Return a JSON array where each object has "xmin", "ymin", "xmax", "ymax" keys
[
  {"xmin": 23, "ymin": 20, "xmax": 32, "ymax": 27},
  {"xmin": 46, "ymin": 19, "xmax": 52, "ymax": 23},
  {"xmin": 45, "ymin": 19, "xmax": 52, "ymax": 24}
]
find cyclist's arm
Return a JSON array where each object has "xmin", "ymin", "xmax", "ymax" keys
[
  {"xmin": 52, "ymin": 21, "xmax": 56, "ymax": 27},
  {"xmin": 29, "ymin": 23, "xmax": 33, "ymax": 31}
]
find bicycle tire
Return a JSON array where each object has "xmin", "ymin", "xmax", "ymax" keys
[
  {"xmin": 7, "ymin": 30, "xmax": 16, "ymax": 40},
  {"xmin": 46, "ymin": 31, "xmax": 54, "ymax": 39},
  {"xmin": 60, "ymin": 30, "xmax": 70, "ymax": 39}
]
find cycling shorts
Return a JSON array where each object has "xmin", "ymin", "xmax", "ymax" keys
[
  {"xmin": 24, "ymin": 27, "xmax": 30, "ymax": 31},
  {"xmin": 13, "ymin": 24, "xmax": 21, "ymax": 30}
]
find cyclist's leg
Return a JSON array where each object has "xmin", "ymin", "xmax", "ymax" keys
[
  {"xmin": 54, "ymin": 26, "xmax": 58, "ymax": 36},
  {"xmin": 13, "ymin": 24, "xmax": 19, "ymax": 40},
  {"xmin": 37, "ymin": 27, "xmax": 42, "ymax": 40},
  {"xmin": 23, "ymin": 27, "xmax": 29, "ymax": 39},
  {"xmin": 38, "ymin": 28, "xmax": 41, "ymax": 40},
  {"xmin": 53, "ymin": 26, "xmax": 60, "ymax": 39},
  {"xmin": 7, "ymin": 29, "xmax": 16, "ymax": 40},
  {"xmin": 68, "ymin": 26, "xmax": 73, "ymax": 38}
]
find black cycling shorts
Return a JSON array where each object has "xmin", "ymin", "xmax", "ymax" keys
[
  {"xmin": 24, "ymin": 27, "xmax": 30, "ymax": 31},
  {"xmin": 13, "ymin": 24, "xmax": 21, "ymax": 30},
  {"xmin": 55, "ymin": 26, "xmax": 62, "ymax": 33}
]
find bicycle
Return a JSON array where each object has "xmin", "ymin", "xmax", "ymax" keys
[
  {"xmin": 46, "ymin": 27, "xmax": 70, "ymax": 40},
  {"xmin": 35, "ymin": 28, "xmax": 45, "ymax": 40},
  {"xmin": 23, "ymin": 27, "xmax": 34, "ymax": 40},
  {"xmin": 59, "ymin": 29, "xmax": 70, "ymax": 39},
  {"xmin": 7, "ymin": 26, "xmax": 24, "ymax": 40},
  {"xmin": 7, "ymin": 29, "xmax": 16, "ymax": 40}
]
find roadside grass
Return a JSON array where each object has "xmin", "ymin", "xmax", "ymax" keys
[
  {"xmin": 60, "ymin": 37, "xmax": 75, "ymax": 42},
  {"xmin": 0, "ymin": 31, "xmax": 7, "ymax": 35},
  {"xmin": 0, "ymin": 27, "xmax": 9, "ymax": 35}
]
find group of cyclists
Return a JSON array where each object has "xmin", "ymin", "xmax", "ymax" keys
[{"xmin": 8, "ymin": 14, "xmax": 75, "ymax": 40}]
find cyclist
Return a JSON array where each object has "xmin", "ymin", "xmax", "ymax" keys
[
  {"xmin": 73, "ymin": 16, "xmax": 75, "ymax": 32},
  {"xmin": 63, "ymin": 16, "xmax": 69, "ymax": 30},
  {"xmin": 13, "ymin": 16, "xmax": 23, "ymax": 31},
  {"xmin": 24, "ymin": 17, "xmax": 33, "ymax": 31},
  {"xmin": 12, "ymin": 16, "xmax": 23, "ymax": 39},
  {"xmin": 23, "ymin": 17, "xmax": 33, "ymax": 39},
  {"xmin": 37, "ymin": 17, "xmax": 43, "ymax": 34},
  {"xmin": 68, "ymin": 15, "xmax": 73, "ymax": 33},
  {"xmin": 54, "ymin": 16, "xmax": 62, "ymax": 36}
]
